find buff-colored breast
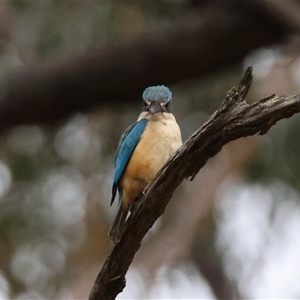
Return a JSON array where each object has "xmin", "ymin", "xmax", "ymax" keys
[{"xmin": 120, "ymin": 112, "xmax": 182, "ymax": 209}]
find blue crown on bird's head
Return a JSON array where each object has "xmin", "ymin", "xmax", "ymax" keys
[{"xmin": 142, "ymin": 85, "xmax": 172, "ymax": 102}]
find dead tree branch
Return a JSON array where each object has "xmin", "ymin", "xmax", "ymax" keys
[{"xmin": 88, "ymin": 66, "xmax": 300, "ymax": 300}]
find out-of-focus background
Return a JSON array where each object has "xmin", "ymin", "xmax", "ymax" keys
[{"xmin": 0, "ymin": 1, "xmax": 300, "ymax": 299}]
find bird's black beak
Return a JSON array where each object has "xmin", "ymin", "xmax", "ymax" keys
[{"xmin": 148, "ymin": 101, "xmax": 162, "ymax": 114}]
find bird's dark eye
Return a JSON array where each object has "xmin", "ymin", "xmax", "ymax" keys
[{"xmin": 165, "ymin": 102, "xmax": 169, "ymax": 108}]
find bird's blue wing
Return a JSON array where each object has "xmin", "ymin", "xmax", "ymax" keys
[{"xmin": 111, "ymin": 118, "xmax": 148, "ymax": 205}]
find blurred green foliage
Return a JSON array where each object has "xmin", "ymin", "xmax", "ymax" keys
[
  {"xmin": 11, "ymin": 155, "xmax": 38, "ymax": 181},
  {"xmin": 37, "ymin": 19, "xmax": 62, "ymax": 57},
  {"xmin": 10, "ymin": 0, "xmax": 33, "ymax": 11},
  {"xmin": 248, "ymin": 116, "xmax": 300, "ymax": 192}
]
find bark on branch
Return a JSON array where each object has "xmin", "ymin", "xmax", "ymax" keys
[{"xmin": 89, "ymin": 67, "xmax": 300, "ymax": 300}]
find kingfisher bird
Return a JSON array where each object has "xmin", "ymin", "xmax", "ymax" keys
[{"xmin": 108, "ymin": 85, "xmax": 182, "ymax": 243}]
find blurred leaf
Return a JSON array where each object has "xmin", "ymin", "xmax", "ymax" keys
[
  {"xmin": 37, "ymin": 19, "xmax": 62, "ymax": 57},
  {"xmin": 247, "ymin": 115, "xmax": 300, "ymax": 192},
  {"xmin": 11, "ymin": 156, "xmax": 38, "ymax": 181},
  {"xmin": 10, "ymin": 1, "xmax": 33, "ymax": 11}
]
